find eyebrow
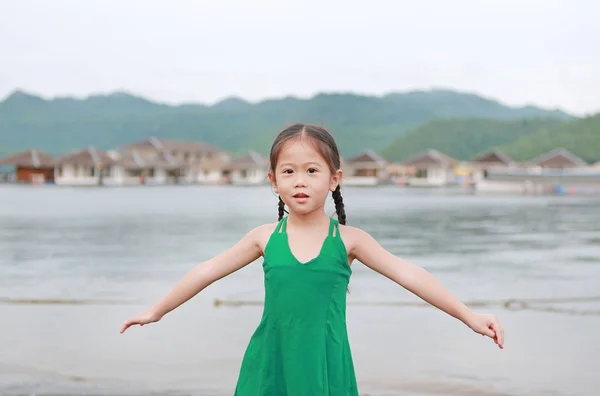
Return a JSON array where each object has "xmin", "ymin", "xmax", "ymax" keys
[{"xmin": 278, "ymin": 162, "xmax": 323, "ymax": 168}]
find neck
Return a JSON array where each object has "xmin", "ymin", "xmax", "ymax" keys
[{"xmin": 286, "ymin": 208, "xmax": 329, "ymax": 228}]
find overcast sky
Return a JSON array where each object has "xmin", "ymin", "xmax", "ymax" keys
[{"xmin": 1, "ymin": 0, "xmax": 599, "ymax": 115}]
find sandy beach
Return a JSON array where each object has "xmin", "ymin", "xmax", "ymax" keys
[{"xmin": 1, "ymin": 185, "xmax": 599, "ymax": 395}]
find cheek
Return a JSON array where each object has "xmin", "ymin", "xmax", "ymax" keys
[
  {"xmin": 318, "ymin": 177, "xmax": 334, "ymax": 192},
  {"xmin": 276, "ymin": 177, "xmax": 294, "ymax": 190}
]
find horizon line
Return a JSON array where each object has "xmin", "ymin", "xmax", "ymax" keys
[{"xmin": 0, "ymin": 86, "xmax": 579, "ymax": 116}]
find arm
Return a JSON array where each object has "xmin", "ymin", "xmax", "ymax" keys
[
  {"xmin": 120, "ymin": 224, "xmax": 265, "ymax": 333},
  {"xmin": 350, "ymin": 227, "xmax": 504, "ymax": 348}
]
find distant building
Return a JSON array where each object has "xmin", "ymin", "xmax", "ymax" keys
[
  {"xmin": 110, "ymin": 148, "xmax": 183, "ymax": 185},
  {"xmin": 344, "ymin": 150, "xmax": 388, "ymax": 185},
  {"xmin": 115, "ymin": 137, "xmax": 231, "ymax": 184},
  {"xmin": 222, "ymin": 151, "xmax": 268, "ymax": 185},
  {"xmin": 195, "ymin": 156, "xmax": 229, "ymax": 184},
  {"xmin": 0, "ymin": 149, "xmax": 55, "ymax": 184},
  {"xmin": 475, "ymin": 148, "xmax": 599, "ymax": 195},
  {"xmin": 531, "ymin": 148, "xmax": 587, "ymax": 169},
  {"xmin": 469, "ymin": 149, "xmax": 518, "ymax": 183},
  {"xmin": 54, "ymin": 146, "xmax": 117, "ymax": 186},
  {"xmin": 401, "ymin": 149, "xmax": 458, "ymax": 187},
  {"xmin": 118, "ymin": 137, "xmax": 224, "ymax": 163}
]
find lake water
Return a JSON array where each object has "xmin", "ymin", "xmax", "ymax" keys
[{"xmin": 1, "ymin": 184, "xmax": 599, "ymax": 396}]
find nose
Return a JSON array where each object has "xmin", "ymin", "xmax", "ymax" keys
[{"xmin": 294, "ymin": 175, "xmax": 307, "ymax": 188}]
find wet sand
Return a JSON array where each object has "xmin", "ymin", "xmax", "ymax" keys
[{"xmin": 1, "ymin": 185, "xmax": 599, "ymax": 395}]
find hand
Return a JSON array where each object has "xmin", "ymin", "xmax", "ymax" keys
[
  {"xmin": 120, "ymin": 309, "xmax": 162, "ymax": 334},
  {"xmin": 466, "ymin": 312, "xmax": 504, "ymax": 349}
]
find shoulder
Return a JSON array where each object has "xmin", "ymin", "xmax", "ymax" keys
[
  {"xmin": 337, "ymin": 223, "xmax": 375, "ymax": 258},
  {"xmin": 245, "ymin": 221, "xmax": 280, "ymax": 255},
  {"xmin": 251, "ymin": 222, "xmax": 280, "ymax": 238},
  {"xmin": 337, "ymin": 223, "xmax": 393, "ymax": 267}
]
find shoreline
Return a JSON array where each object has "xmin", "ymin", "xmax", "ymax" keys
[{"xmin": 0, "ymin": 376, "xmax": 521, "ymax": 396}]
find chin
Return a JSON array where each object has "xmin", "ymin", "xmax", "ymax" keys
[{"xmin": 286, "ymin": 203, "xmax": 319, "ymax": 216}]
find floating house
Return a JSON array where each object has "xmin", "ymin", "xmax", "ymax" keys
[
  {"xmin": 401, "ymin": 149, "xmax": 458, "ymax": 186},
  {"xmin": 116, "ymin": 137, "xmax": 230, "ymax": 184},
  {"xmin": 474, "ymin": 148, "xmax": 600, "ymax": 194},
  {"xmin": 531, "ymin": 148, "xmax": 588, "ymax": 169},
  {"xmin": 222, "ymin": 151, "xmax": 268, "ymax": 185},
  {"xmin": 344, "ymin": 150, "xmax": 389, "ymax": 185},
  {"xmin": 469, "ymin": 149, "xmax": 518, "ymax": 183},
  {"xmin": 0, "ymin": 149, "xmax": 55, "ymax": 184},
  {"xmin": 54, "ymin": 146, "xmax": 117, "ymax": 186}
]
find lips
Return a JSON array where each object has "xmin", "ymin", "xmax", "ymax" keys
[{"xmin": 293, "ymin": 193, "xmax": 310, "ymax": 204}]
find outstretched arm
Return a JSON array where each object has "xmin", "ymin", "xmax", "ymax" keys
[
  {"xmin": 120, "ymin": 224, "xmax": 265, "ymax": 333},
  {"xmin": 350, "ymin": 227, "xmax": 504, "ymax": 349}
]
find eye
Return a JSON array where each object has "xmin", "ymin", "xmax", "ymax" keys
[
  {"xmin": 282, "ymin": 169, "xmax": 293, "ymax": 174},
  {"xmin": 307, "ymin": 168, "xmax": 317, "ymax": 174}
]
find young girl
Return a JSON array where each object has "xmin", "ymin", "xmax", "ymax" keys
[{"xmin": 120, "ymin": 123, "xmax": 504, "ymax": 395}]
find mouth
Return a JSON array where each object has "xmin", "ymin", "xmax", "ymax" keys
[{"xmin": 292, "ymin": 193, "xmax": 310, "ymax": 203}]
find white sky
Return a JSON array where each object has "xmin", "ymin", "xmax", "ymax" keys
[{"xmin": 1, "ymin": 0, "xmax": 599, "ymax": 115}]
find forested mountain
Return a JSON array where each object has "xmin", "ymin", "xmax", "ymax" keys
[
  {"xmin": 381, "ymin": 118, "xmax": 565, "ymax": 161},
  {"xmin": 0, "ymin": 88, "xmax": 571, "ymax": 158}
]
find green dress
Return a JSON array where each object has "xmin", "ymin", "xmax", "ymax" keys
[{"xmin": 234, "ymin": 216, "xmax": 359, "ymax": 396}]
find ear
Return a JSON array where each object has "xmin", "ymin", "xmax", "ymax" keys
[
  {"xmin": 330, "ymin": 168, "xmax": 343, "ymax": 192},
  {"xmin": 268, "ymin": 171, "xmax": 278, "ymax": 194}
]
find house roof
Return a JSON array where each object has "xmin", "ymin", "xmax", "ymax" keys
[
  {"xmin": 0, "ymin": 149, "xmax": 55, "ymax": 168},
  {"xmin": 347, "ymin": 150, "xmax": 387, "ymax": 164},
  {"xmin": 346, "ymin": 150, "xmax": 388, "ymax": 169},
  {"xmin": 114, "ymin": 148, "xmax": 182, "ymax": 169},
  {"xmin": 54, "ymin": 146, "xmax": 117, "ymax": 167},
  {"xmin": 224, "ymin": 150, "xmax": 268, "ymax": 170},
  {"xmin": 119, "ymin": 137, "xmax": 223, "ymax": 154},
  {"xmin": 532, "ymin": 148, "xmax": 587, "ymax": 167},
  {"xmin": 470, "ymin": 149, "xmax": 516, "ymax": 166},
  {"xmin": 401, "ymin": 149, "xmax": 459, "ymax": 167},
  {"xmin": 195, "ymin": 156, "xmax": 229, "ymax": 171}
]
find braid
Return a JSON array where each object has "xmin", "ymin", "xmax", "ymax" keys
[
  {"xmin": 332, "ymin": 185, "xmax": 349, "ymax": 293},
  {"xmin": 332, "ymin": 185, "xmax": 346, "ymax": 225},
  {"xmin": 278, "ymin": 196, "xmax": 287, "ymax": 221}
]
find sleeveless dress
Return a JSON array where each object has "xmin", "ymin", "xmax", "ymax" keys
[{"xmin": 234, "ymin": 216, "xmax": 359, "ymax": 396}]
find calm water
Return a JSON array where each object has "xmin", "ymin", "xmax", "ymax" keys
[{"xmin": 1, "ymin": 184, "xmax": 599, "ymax": 396}]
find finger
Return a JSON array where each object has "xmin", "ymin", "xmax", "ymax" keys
[
  {"xmin": 490, "ymin": 322, "xmax": 502, "ymax": 344},
  {"xmin": 490, "ymin": 321, "xmax": 504, "ymax": 348},
  {"xmin": 120, "ymin": 320, "xmax": 135, "ymax": 334},
  {"xmin": 482, "ymin": 325, "xmax": 495, "ymax": 338},
  {"xmin": 497, "ymin": 329, "xmax": 503, "ymax": 348}
]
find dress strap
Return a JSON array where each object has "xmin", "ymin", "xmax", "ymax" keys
[
  {"xmin": 278, "ymin": 217, "xmax": 335, "ymax": 235},
  {"xmin": 274, "ymin": 217, "xmax": 287, "ymax": 234},
  {"xmin": 328, "ymin": 217, "xmax": 337, "ymax": 237}
]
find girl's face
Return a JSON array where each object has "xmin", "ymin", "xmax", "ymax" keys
[{"xmin": 269, "ymin": 138, "xmax": 342, "ymax": 217}]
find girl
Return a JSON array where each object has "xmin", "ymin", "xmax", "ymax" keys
[{"xmin": 120, "ymin": 123, "xmax": 504, "ymax": 396}]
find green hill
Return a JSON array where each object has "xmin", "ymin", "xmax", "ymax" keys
[
  {"xmin": 501, "ymin": 114, "xmax": 600, "ymax": 162},
  {"xmin": 0, "ymin": 88, "xmax": 571, "ymax": 157},
  {"xmin": 381, "ymin": 118, "xmax": 565, "ymax": 161}
]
